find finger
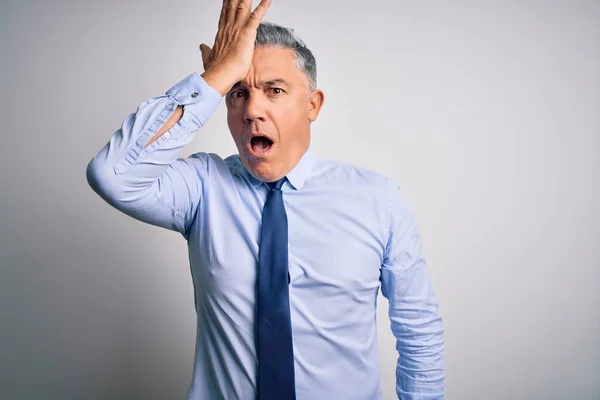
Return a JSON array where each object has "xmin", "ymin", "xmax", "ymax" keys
[
  {"xmin": 233, "ymin": 0, "xmax": 252, "ymax": 25},
  {"xmin": 246, "ymin": 0, "xmax": 272, "ymax": 30},
  {"xmin": 226, "ymin": 0, "xmax": 242, "ymax": 27},
  {"xmin": 218, "ymin": 0, "xmax": 230, "ymax": 32}
]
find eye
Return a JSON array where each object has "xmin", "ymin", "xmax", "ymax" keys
[
  {"xmin": 228, "ymin": 90, "xmax": 246, "ymax": 99},
  {"xmin": 269, "ymin": 87, "xmax": 284, "ymax": 95}
]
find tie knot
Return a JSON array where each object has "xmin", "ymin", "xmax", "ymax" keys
[{"xmin": 267, "ymin": 177, "xmax": 286, "ymax": 191}]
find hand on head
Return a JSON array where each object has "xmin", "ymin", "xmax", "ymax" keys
[{"xmin": 200, "ymin": 0, "xmax": 273, "ymax": 96}]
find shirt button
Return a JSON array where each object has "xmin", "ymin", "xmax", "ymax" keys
[
  {"xmin": 191, "ymin": 92, "xmax": 199, "ymax": 98},
  {"xmin": 164, "ymin": 132, "xmax": 171, "ymax": 139}
]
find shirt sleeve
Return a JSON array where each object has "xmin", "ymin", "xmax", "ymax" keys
[
  {"xmin": 86, "ymin": 73, "xmax": 223, "ymax": 238},
  {"xmin": 380, "ymin": 179, "xmax": 445, "ymax": 399}
]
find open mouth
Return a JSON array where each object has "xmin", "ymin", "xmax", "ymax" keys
[{"xmin": 249, "ymin": 136, "xmax": 274, "ymax": 156}]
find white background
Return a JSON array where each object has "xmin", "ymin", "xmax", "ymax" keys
[{"xmin": 1, "ymin": 0, "xmax": 598, "ymax": 398}]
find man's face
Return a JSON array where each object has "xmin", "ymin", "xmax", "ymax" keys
[{"xmin": 226, "ymin": 46, "xmax": 324, "ymax": 183}]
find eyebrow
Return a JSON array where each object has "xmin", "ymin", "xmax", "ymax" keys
[{"xmin": 231, "ymin": 78, "xmax": 291, "ymax": 90}]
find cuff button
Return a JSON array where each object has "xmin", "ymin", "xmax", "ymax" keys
[{"xmin": 191, "ymin": 92, "xmax": 199, "ymax": 98}]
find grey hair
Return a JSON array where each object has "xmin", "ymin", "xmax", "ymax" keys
[{"xmin": 255, "ymin": 22, "xmax": 317, "ymax": 90}]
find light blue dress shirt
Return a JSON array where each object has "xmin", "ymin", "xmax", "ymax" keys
[{"xmin": 86, "ymin": 72, "xmax": 445, "ymax": 400}]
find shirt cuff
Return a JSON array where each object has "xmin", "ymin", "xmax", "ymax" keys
[{"xmin": 166, "ymin": 72, "xmax": 223, "ymax": 126}]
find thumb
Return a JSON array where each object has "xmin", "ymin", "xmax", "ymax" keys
[{"xmin": 199, "ymin": 43, "xmax": 212, "ymax": 67}]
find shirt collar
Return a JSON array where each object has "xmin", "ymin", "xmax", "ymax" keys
[{"xmin": 238, "ymin": 147, "xmax": 316, "ymax": 191}]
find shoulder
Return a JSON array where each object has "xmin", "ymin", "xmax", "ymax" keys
[
  {"xmin": 311, "ymin": 158, "xmax": 398, "ymax": 193},
  {"xmin": 311, "ymin": 158, "xmax": 411, "ymax": 217},
  {"xmin": 176, "ymin": 152, "xmax": 245, "ymax": 183},
  {"xmin": 185, "ymin": 152, "xmax": 240, "ymax": 171}
]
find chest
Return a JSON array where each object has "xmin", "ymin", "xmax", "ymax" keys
[{"xmin": 189, "ymin": 184, "xmax": 386, "ymax": 304}]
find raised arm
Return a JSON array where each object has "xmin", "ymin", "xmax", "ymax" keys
[
  {"xmin": 85, "ymin": 73, "xmax": 223, "ymax": 237},
  {"xmin": 380, "ymin": 180, "xmax": 445, "ymax": 399},
  {"xmin": 86, "ymin": 0, "xmax": 272, "ymax": 238}
]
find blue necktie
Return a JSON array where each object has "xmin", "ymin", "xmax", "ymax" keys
[{"xmin": 256, "ymin": 177, "xmax": 296, "ymax": 400}]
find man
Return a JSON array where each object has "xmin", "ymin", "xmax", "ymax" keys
[{"xmin": 86, "ymin": 0, "xmax": 445, "ymax": 398}]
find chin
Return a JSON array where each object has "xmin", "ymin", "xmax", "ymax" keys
[
  {"xmin": 250, "ymin": 166, "xmax": 280, "ymax": 183},
  {"xmin": 241, "ymin": 156, "xmax": 277, "ymax": 183}
]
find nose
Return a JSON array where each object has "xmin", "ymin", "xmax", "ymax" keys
[{"xmin": 244, "ymin": 93, "xmax": 266, "ymax": 123}]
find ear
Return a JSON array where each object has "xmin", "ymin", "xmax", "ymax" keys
[{"xmin": 307, "ymin": 89, "xmax": 325, "ymax": 122}]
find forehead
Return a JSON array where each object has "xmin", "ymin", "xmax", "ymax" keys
[{"xmin": 239, "ymin": 46, "xmax": 307, "ymax": 86}]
